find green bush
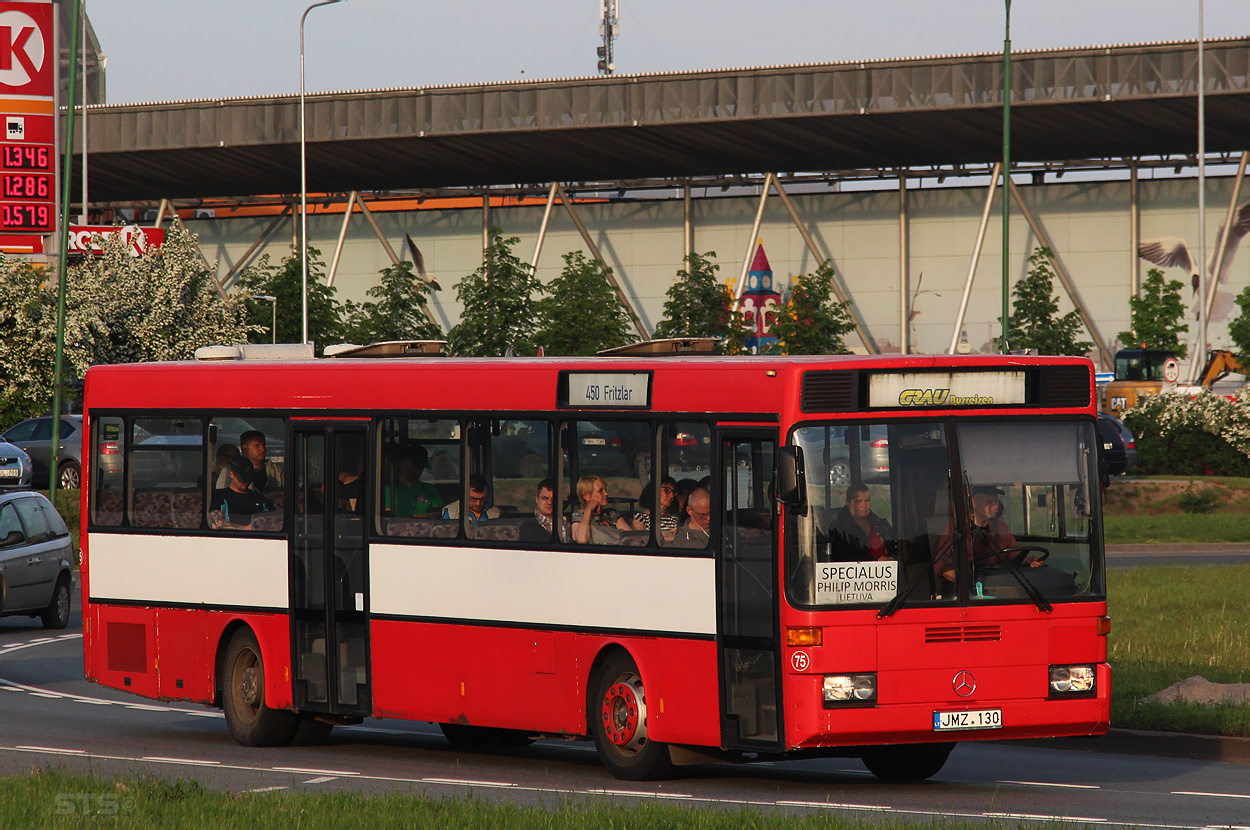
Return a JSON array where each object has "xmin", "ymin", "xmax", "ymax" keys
[
  {"xmin": 1123, "ymin": 389, "xmax": 1250, "ymax": 477},
  {"xmin": 1177, "ymin": 485, "xmax": 1220, "ymax": 514}
]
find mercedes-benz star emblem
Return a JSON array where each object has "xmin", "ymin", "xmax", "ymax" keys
[{"xmin": 953, "ymin": 670, "xmax": 976, "ymax": 697}]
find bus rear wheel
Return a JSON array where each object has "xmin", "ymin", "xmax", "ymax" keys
[
  {"xmin": 861, "ymin": 742, "xmax": 954, "ymax": 781},
  {"xmin": 222, "ymin": 630, "xmax": 297, "ymax": 747},
  {"xmin": 589, "ymin": 652, "xmax": 674, "ymax": 781}
]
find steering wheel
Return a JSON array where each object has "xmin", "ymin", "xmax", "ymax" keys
[{"xmin": 1001, "ymin": 545, "xmax": 1049, "ymax": 563}]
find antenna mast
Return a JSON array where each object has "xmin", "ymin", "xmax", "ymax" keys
[{"xmin": 597, "ymin": 0, "xmax": 619, "ymax": 75}]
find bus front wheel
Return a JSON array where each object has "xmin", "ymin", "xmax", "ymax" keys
[
  {"xmin": 589, "ymin": 652, "xmax": 675, "ymax": 781},
  {"xmin": 222, "ymin": 630, "xmax": 297, "ymax": 747},
  {"xmin": 861, "ymin": 742, "xmax": 954, "ymax": 781}
]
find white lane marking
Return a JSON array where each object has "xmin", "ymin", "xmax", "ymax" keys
[
  {"xmin": 142, "ymin": 757, "xmax": 221, "ymax": 766},
  {"xmin": 584, "ymin": 789, "xmax": 693, "ymax": 799},
  {"xmin": 1174, "ymin": 791, "xmax": 1250, "ymax": 800},
  {"xmin": 985, "ymin": 812, "xmax": 1107, "ymax": 823},
  {"xmin": 0, "ymin": 633, "xmax": 82, "ymax": 655},
  {"xmin": 245, "ymin": 786, "xmax": 288, "ymax": 793},
  {"xmin": 126, "ymin": 704, "xmax": 174, "ymax": 712},
  {"xmin": 1001, "ymin": 780, "xmax": 1101, "ymax": 790},
  {"xmin": 29, "ymin": 692, "xmax": 63, "ymax": 699},
  {"xmin": 186, "ymin": 711, "xmax": 225, "ymax": 718},
  {"xmin": 423, "ymin": 778, "xmax": 517, "ymax": 789},
  {"xmin": 72, "ymin": 698, "xmax": 112, "ymax": 705},
  {"xmin": 778, "ymin": 800, "xmax": 893, "ymax": 811},
  {"xmin": 17, "ymin": 746, "xmax": 86, "ymax": 755},
  {"xmin": 272, "ymin": 767, "xmax": 360, "ymax": 777},
  {"xmin": 0, "ymin": 670, "xmax": 221, "ymax": 717},
  {"xmin": 302, "ymin": 776, "xmax": 337, "ymax": 785}
]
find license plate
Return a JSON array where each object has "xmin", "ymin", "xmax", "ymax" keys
[
  {"xmin": 583, "ymin": 438, "xmax": 606, "ymax": 446},
  {"xmin": 0, "ymin": 469, "xmax": 19, "ymax": 478},
  {"xmin": 933, "ymin": 708, "xmax": 1002, "ymax": 732}
]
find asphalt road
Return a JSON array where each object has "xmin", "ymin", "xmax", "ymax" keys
[
  {"xmin": 3, "ymin": 608, "xmax": 1250, "ymax": 828},
  {"xmin": 1106, "ymin": 543, "xmax": 1250, "ymax": 568}
]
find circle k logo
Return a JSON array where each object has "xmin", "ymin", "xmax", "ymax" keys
[{"xmin": 0, "ymin": 10, "xmax": 46, "ymax": 90}]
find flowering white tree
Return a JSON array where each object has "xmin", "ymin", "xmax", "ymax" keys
[
  {"xmin": 69, "ymin": 222, "xmax": 254, "ymax": 370},
  {"xmin": 1123, "ymin": 387, "xmax": 1250, "ymax": 476},
  {"xmin": 0, "ymin": 223, "xmax": 255, "ymax": 427}
]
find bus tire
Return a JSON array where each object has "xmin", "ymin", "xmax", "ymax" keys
[
  {"xmin": 439, "ymin": 723, "xmax": 534, "ymax": 748},
  {"xmin": 589, "ymin": 652, "xmax": 675, "ymax": 781},
  {"xmin": 861, "ymin": 742, "xmax": 955, "ymax": 781},
  {"xmin": 40, "ymin": 574, "xmax": 71, "ymax": 630},
  {"xmin": 222, "ymin": 629, "xmax": 297, "ymax": 747}
]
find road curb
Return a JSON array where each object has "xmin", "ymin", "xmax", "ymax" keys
[{"xmin": 1012, "ymin": 729, "xmax": 1250, "ymax": 765}]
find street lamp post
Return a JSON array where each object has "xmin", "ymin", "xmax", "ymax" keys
[
  {"xmin": 1001, "ymin": 0, "xmax": 1012, "ymax": 353},
  {"xmin": 254, "ymin": 294, "xmax": 278, "ymax": 344},
  {"xmin": 300, "ymin": 0, "xmax": 344, "ymax": 346}
]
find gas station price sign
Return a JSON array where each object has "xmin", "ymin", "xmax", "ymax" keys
[{"xmin": 0, "ymin": 1, "xmax": 57, "ymax": 243}]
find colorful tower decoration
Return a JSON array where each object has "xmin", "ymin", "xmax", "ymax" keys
[{"xmin": 740, "ymin": 240, "xmax": 782, "ymax": 351}]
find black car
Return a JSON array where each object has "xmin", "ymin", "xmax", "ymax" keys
[{"xmin": 1097, "ymin": 412, "xmax": 1137, "ymax": 484}]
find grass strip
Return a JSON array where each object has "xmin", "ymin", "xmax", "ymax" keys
[
  {"xmin": 1103, "ymin": 513, "xmax": 1250, "ymax": 545},
  {"xmin": 1109, "ymin": 564, "xmax": 1250, "ymax": 736},
  {"xmin": 2, "ymin": 769, "xmax": 999, "ymax": 830}
]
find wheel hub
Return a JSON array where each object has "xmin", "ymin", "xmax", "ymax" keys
[
  {"xmin": 601, "ymin": 679, "xmax": 646, "ymax": 751},
  {"xmin": 240, "ymin": 666, "xmax": 260, "ymax": 708}
]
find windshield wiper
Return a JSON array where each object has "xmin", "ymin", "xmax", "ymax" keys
[{"xmin": 1000, "ymin": 554, "xmax": 1053, "ymax": 613}]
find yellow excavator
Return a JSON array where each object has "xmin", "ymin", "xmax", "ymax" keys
[{"xmin": 1101, "ymin": 348, "xmax": 1247, "ymax": 416}]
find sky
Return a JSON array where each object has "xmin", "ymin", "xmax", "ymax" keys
[{"xmin": 86, "ymin": 1, "xmax": 1247, "ymax": 105}]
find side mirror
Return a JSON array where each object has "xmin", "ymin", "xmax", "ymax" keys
[{"xmin": 776, "ymin": 446, "xmax": 807, "ymax": 512}]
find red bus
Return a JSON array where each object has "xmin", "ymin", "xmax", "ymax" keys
[{"xmin": 79, "ymin": 341, "xmax": 1109, "ymax": 781}]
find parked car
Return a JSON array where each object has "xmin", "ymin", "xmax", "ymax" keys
[
  {"xmin": 0, "ymin": 490, "xmax": 74, "ymax": 629},
  {"xmin": 0, "ymin": 441, "xmax": 33, "ymax": 491},
  {"xmin": 1, "ymin": 415, "xmax": 82, "ymax": 490},
  {"xmin": 1097, "ymin": 412, "xmax": 1137, "ymax": 485}
]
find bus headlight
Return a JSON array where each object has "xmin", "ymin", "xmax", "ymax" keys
[
  {"xmin": 1049, "ymin": 664, "xmax": 1096, "ymax": 696},
  {"xmin": 823, "ymin": 673, "xmax": 876, "ymax": 707}
]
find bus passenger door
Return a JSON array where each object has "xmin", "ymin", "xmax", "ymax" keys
[
  {"xmin": 716, "ymin": 431, "xmax": 783, "ymax": 751},
  {"xmin": 290, "ymin": 424, "xmax": 371, "ymax": 718}
]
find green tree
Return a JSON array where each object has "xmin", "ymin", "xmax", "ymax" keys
[
  {"xmin": 533, "ymin": 251, "xmax": 634, "ymax": 355},
  {"xmin": 1116, "ymin": 267, "xmax": 1189, "ymax": 359},
  {"xmin": 0, "ymin": 257, "xmax": 58, "ymax": 427},
  {"xmin": 770, "ymin": 261, "xmax": 855, "ymax": 355},
  {"xmin": 653, "ymin": 252, "xmax": 733, "ymax": 342},
  {"xmin": 448, "ymin": 230, "xmax": 539, "ymax": 357},
  {"xmin": 236, "ymin": 245, "xmax": 342, "ymax": 349},
  {"xmin": 1229, "ymin": 284, "xmax": 1250, "ymax": 356},
  {"xmin": 999, "ymin": 247, "xmax": 1092, "ymax": 356},
  {"xmin": 342, "ymin": 260, "xmax": 443, "ymax": 345}
]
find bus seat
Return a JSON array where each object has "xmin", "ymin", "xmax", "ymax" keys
[
  {"xmin": 170, "ymin": 490, "xmax": 203, "ymax": 529},
  {"xmin": 428, "ymin": 519, "xmax": 459, "ymax": 538},
  {"xmin": 251, "ymin": 512, "xmax": 283, "ymax": 532},
  {"xmin": 94, "ymin": 489, "xmax": 124, "ymax": 526},
  {"xmin": 619, "ymin": 530, "xmax": 649, "ymax": 546},
  {"xmin": 131, "ymin": 489, "xmax": 174, "ymax": 528},
  {"xmin": 473, "ymin": 521, "xmax": 521, "ymax": 542},
  {"xmin": 385, "ymin": 517, "xmax": 427, "ymax": 537}
]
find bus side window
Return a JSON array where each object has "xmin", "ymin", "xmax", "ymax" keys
[
  {"xmin": 377, "ymin": 417, "xmax": 458, "ymax": 539},
  {"xmin": 658, "ymin": 422, "xmax": 711, "ymax": 547},
  {"xmin": 130, "ymin": 416, "xmax": 205, "ymax": 530},
  {"xmin": 208, "ymin": 416, "xmax": 285, "ymax": 533},
  {"xmin": 562, "ymin": 420, "xmax": 651, "ymax": 547},
  {"xmin": 91, "ymin": 416, "xmax": 125, "ymax": 527}
]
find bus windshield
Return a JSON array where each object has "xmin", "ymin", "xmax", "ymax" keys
[{"xmin": 786, "ymin": 418, "xmax": 1103, "ymax": 609}]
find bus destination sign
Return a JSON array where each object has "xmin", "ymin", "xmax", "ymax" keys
[
  {"xmin": 561, "ymin": 372, "xmax": 651, "ymax": 409},
  {"xmin": 869, "ymin": 371, "xmax": 1026, "ymax": 409}
]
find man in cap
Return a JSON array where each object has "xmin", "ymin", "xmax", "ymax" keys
[{"xmin": 934, "ymin": 484, "xmax": 1041, "ymax": 591}]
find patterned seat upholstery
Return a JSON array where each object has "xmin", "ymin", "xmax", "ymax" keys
[{"xmin": 94, "ymin": 489, "xmax": 124, "ymax": 526}]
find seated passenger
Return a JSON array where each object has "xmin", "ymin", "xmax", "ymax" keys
[
  {"xmin": 826, "ymin": 484, "xmax": 893, "ymax": 562},
  {"xmin": 384, "ymin": 444, "xmax": 444, "ymax": 518},
  {"xmin": 519, "ymin": 479, "xmax": 556, "ymax": 542},
  {"xmin": 216, "ymin": 430, "xmax": 282, "ymax": 494},
  {"xmin": 210, "ymin": 443, "xmax": 240, "ymax": 488},
  {"xmin": 631, "ymin": 477, "xmax": 681, "ymax": 542},
  {"xmin": 571, "ymin": 474, "xmax": 631, "ymax": 544},
  {"xmin": 442, "ymin": 474, "xmax": 502, "ymax": 530},
  {"xmin": 934, "ymin": 485, "xmax": 1041, "ymax": 592},
  {"xmin": 670, "ymin": 487, "xmax": 711, "ymax": 548},
  {"xmin": 211, "ymin": 457, "xmax": 274, "ymax": 528}
]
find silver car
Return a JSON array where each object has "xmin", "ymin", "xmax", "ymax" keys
[
  {"xmin": 1, "ymin": 415, "xmax": 82, "ymax": 490},
  {"xmin": 0, "ymin": 490, "xmax": 74, "ymax": 629},
  {"xmin": 0, "ymin": 441, "xmax": 32, "ymax": 491}
]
